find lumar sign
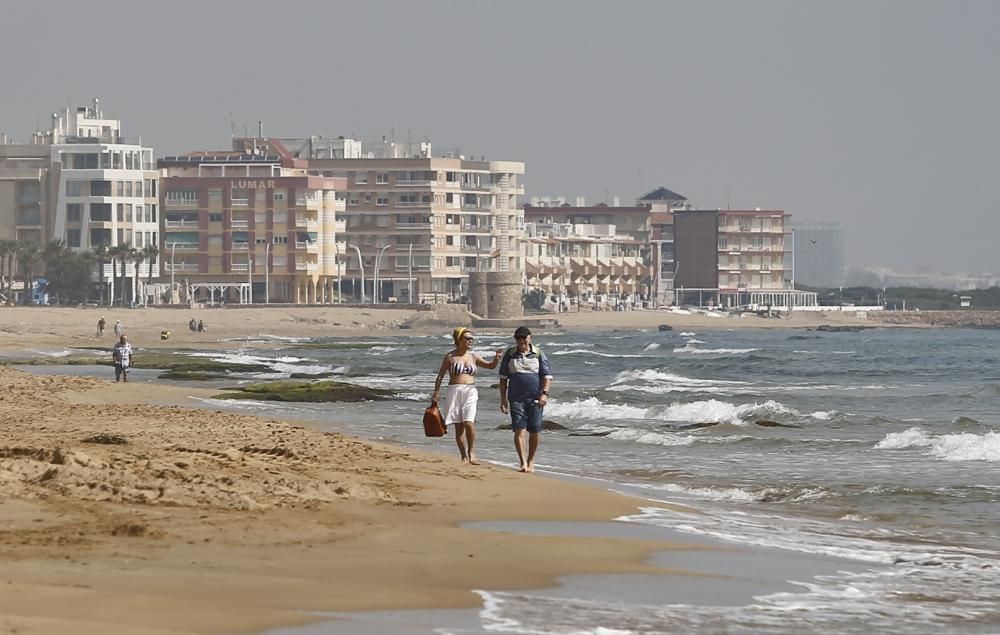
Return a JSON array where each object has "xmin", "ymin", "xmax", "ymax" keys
[{"xmin": 231, "ymin": 179, "xmax": 275, "ymax": 189}]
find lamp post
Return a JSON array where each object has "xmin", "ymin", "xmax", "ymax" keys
[
  {"xmin": 790, "ymin": 228, "xmax": 795, "ymax": 290},
  {"xmin": 332, "ymin": 240, "xmax": 342, "ymax": 304},
  {"xmin": 247, "ymin": 252, "xmax": 253, "ymax": 304},
  {"xmin": 407, "ymin": 243, "xmax": 413, "ymax": 304},
  {"xmin": 347, "ymin": 244, "xmax": 364, "ymax": 303},
  {"xmin": 373, "ymin": 243, "xmax": 391, "ymax": 305},
  {"xmin": 169, "ymin": 242, "xmax": 176, "ymax": 304},
  {"xmin": 264, "ymin": 242, "xmax": 271, "ymax": 304}
]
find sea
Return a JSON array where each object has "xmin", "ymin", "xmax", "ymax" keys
[{"xmin": 31, "ymin": 325, "xmax": 1000, "ymax": 633}]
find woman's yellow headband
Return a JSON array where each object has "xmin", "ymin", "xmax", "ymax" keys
[{"xmin": 452, "ymin": 327, "xmax": 470, "ymax": 346}]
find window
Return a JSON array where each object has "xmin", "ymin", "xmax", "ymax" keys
[
  {"xmin": 117, "ymin": 203, "xmax": 124, "ymax": 222},
  {"xmin": 354, "ymin": 172, "xmax": 368, "ymax": 184},
  {"xmin": 209, "ymin": 213, "xmax": 223, "ymax": 222},
  {"xmin": 273, "ymin": 190, "xmax": 286, "ymax": 201},
  {"xmin": 125, "ymin": 204, "xmax": 133, "ymax": 222},
  {"xmin": 66, "ymin": 180, "xmax": 83, "ymax": 196},
  {"xmin": 349, "ymin": 196, "xmax": 359, "ymax": 206},
  {"xmin": 376, "ymin": 215, "xmax": 389, "ymax": 227},
  {"xmin": 376, "ymin": 172, "xmax": 389, "ymax": 184},
  {"xmin": 376, "ymin": 196, "xmax": 388, "ymax": 206},
  {"xmin": 66, "ymin": 229, "xmax": 81, "ymax": 247},
  {"xmin": 150, "ymin": 204, "xmax": 157, "ymax": 222},
  {"xmin": 751, "ymin": 237, "xmax": 763, "ymax": 250},
  {"xmin": 364, "ymin": 194, "xmax": 373, "ymax": 203},
  {"xmin": 718, "ymin": 236, "xmax": 727, "ymax": 250},
  {"xmin": 135, "ymin": 233, "xmax": 144, "ymax": 248},
  {"xmin": 208, "ymin": 189, "xmax": 223, "ymax": 203},
  {"xmin": 66, "ymin": 203, "xmax": 82, "ymax": 222},
  {"xmin": 272, "ymin": 236, "xmax": 287, "ymax": 244},
  {"xmin": 446, "ymin": 235, "xmax": 454, "ymax": 246}
]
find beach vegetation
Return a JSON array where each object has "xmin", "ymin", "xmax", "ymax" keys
[{"xmin": 212, "ymin": 380, "xmax": 394, "ymax": 403}]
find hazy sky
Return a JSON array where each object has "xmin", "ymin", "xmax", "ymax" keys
[{"xmin": 3, "ymin": 1, "xmax": 998, "ymax": 272}]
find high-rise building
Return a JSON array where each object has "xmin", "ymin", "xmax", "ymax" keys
[
  {"xmin": 790, "ymin": 223, "xmax": 844, "ymax": 289},
  {"xmin": 0, "ymin": 99, "xmax": 158, "ymax": 296},
  {"xmin": 299, "ymin": 139, "xmax": 524, "ymax": 303},
  {"xmin": 157, "ymin": 139, "xmax": 345, "ymax": 304}
]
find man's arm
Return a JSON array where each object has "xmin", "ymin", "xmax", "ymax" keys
[
  {"xmin": 538, "ymin": 351, "xmax": 553, "ymax": 407},
  {"xmin": 498, "ymin": 350, "xmax": 510, "ymax": 413}
]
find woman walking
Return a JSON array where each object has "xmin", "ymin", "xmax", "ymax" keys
[{"xmin": 432, "ymin": 327, "xmax": 502, "ymax": 464}]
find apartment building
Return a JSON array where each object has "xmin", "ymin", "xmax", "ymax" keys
[
  {"xmin": 637, "ymin": 186, "xmax": 689, "ymax": 305},
  {"xmin": 157, "ymin": 140, "xmax": 345, "ymax": 304},
  {"xmin": 0, "ymin": 100, "xmax": 158, "ymax": 289},
  {"xmin": 294, "ymin": 139, "xmax": 524, "ymax": 303},
  {"xmin": 523, "ymin": 204, "xmax": 653, "ymax": 305}
]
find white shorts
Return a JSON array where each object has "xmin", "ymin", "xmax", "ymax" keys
[{"xmin": 444, "ymin": 384, "xmax": 478, "ymax": 425}]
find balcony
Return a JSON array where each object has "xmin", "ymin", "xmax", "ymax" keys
[
  {"xmin": 295, "ymin": 260, "xmax": 318, "ymax": 274},
  {"xmin": 164, "ymin": 263, "xmax": 199, "ymax": 273},
  {"xmin": 395, "ymin": 201, "xmax": 431, "ymax": 208},
  {"xmin": 396, "ymin": 222, "xmax": 432, "ymax": 230},
  {"xmin": 230, "ymin": 197, "xmax": 250, "ymax": 207},
  {"xmin": 333, "ymin": 219, "xmax": 347, "ymax": 232},
  {"xmin": 165, "ymin": 219, "xmax": 199, "ymax": 229},
  {"xmin": 295, "ymin": 197, "xmax": 322, "ymax": 210},
  {"xmin": 395, "ymin": 179, "xmax": 432, "ymax": 186},
  {"xmin": 165, "ymin": 242, "xmax": 198, "ymax": 250},
  {"xmin": 231, "ymin": 263, "xmax": 250, "ymax": 272},
  {"xmin": 294, "ymin": 241, "xmax": 319, "ymax": 252},
  {"xmin": 231, "ymin": 242, "xmax": 249, "ymax": 250},
  {"xmin": 165, "ymin": 198, "xmax": 198, "ymax": 209},
  {"xmin": 294, "ymin": 218, "xmax": 319, "ymax": 231},
  {"xmin": 230, "ymin": 219, "xmax": 250, "ymax": 229}
]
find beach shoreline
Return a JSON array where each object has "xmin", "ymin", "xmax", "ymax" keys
[{"xmin": 0, "ymin": 363, "xmax": 711, "ymax": 634}]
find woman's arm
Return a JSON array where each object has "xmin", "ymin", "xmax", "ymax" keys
[
  {"xmin": 475, "ymin": 348, "xmax": 504, "ymax": 369},
  {"xmin": 431, "ymin": 353, "xmax": 452, "ymax": 402}
]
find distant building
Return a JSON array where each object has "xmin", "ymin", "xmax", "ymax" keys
[
  {"xmin": 637, "ymin": 186, "xmax": 689, "ymax": 304},
  {"xmin": 301, "ymin": 139, "xmax": 525, "ymax": 303},
  {"xmin": 522, "ymin": 204, "xmax": 653, "ymax": 306},
  {"xmin": 0, "ymin": 99, "xmax": 158, "ymax": 298},
  {"xmin": 675, "ymin": 208, "xmax": 815, "ymax": 308},
  {"xmin": 158, "ymin": 140, "xmax": 345, "ymax": 304},
  {"xmin": 791, "ymin": 223, "xmax": 844, "ymax": 288}
]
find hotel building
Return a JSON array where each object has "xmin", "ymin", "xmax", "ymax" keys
[
  {"xmin": 287, "ymin": 138, "xmax": 525, "ymax": 303},
  {"xmin": 157, "ymin": 139, "xmax": 345, "ymax": 304},
  {"xmin": 0, "ymin": 100, "xmax": 158, "ymax": 292}
]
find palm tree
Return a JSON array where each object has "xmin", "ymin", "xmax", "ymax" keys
[
  {"xmin": 16, "ymin": 242, "xmax": 42, "ymax": 305},
  {"xmin": 0, "ymin": 239, "xmax": 15, "ymax": 305},
  {"xmin": 141, "ymin": 244, "xmax": 160, "ymax": 305},
  {"xmin": 41, "ymin": 240, "xmax": 68, "ymax": 304},
  {"xmin": 108, "ymin": 243, "xmax": 130, "ymax": 306},
  {"xmin": 91, "ymin": 243, "xmax": 110, "ymax": 306}
]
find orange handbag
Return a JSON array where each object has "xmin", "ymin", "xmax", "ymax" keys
[{"xmin": 423, "ymin": 400, "xmax": 447, "ymax": 437}]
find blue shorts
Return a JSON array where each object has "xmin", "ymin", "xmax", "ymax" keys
[{"xmin": 509, "ymin": 400, "xmax": 543, "ymax": 433}]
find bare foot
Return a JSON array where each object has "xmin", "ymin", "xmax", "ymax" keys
[
  {"xmin": 468, "ymin": 454, "xmax": 480, "ymax": 465},
  {"xmin": 518, "ymin": 465, "xmax": 528, "ymax": 473},
  {"xmin": 461, "ymin": 456, "xmax": 469, "ymax": 463},
  {"xmin": 525, "ymin": 463, "xmax": 535, "ymax": 473}
]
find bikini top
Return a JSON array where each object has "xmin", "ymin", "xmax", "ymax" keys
[{"xmin": 450, "ymin": 357, "xmax": 477, "ymax": 376}]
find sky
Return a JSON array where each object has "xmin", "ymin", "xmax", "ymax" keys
[{"xmin": 2, "ymin": 0, "xmax": 998, "ymax": 273}]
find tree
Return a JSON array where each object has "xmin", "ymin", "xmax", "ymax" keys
[
  {"xmin": 108, "ymin": 243, "xmax": 130, "ymax": 306},
  {"xmin": 91, "ymin": 243, "xmax": 111, "ymax": 305},
  {"xmin": 141, "ymin": 244, "xmax": 160, "ymax": 305},
  {"xmin": 0, "ymin": 239, "xmax": 16, "ymax": 305},
  {"xmin": 41, "ymin": 240, "xmax": 69, "ymax": 304},
  {"xmin": 16, "ymin": 242, "xmax": 42, "ymax": 305}
]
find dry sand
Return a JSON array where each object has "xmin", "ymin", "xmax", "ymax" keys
[
  {"xmin": 0, "ymin": 364, "xmax": 705, "ymax": 634},
  {"xmin": 0, "ymin": 304, "xmax": 882, "ymax": 356},
  {"xmin": 0, "ymin": 303, "xmax": 882, "ymax": 634}
]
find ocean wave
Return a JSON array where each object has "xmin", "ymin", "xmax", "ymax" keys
[
  {"xmin": 672, "ymin": 344, "xmax": 760, "ymax": 355},
  {"xmin": 545, "ymin": 397, "xmax": 649, "ymax": 420},
  {"xmin": 876, "ymin": 427, "xmax": 1000, "ymax": 462},
  {"xmin": 611, "ymin": 369, "xmax": 749, "ymax": 388},
  {"xmin": 551, "ymin": 349, "xmax": 645, "ymax": 358},
  {"xmin": 643, "ymin": 342, "xmax": 661, "ymax": 351},
  {"xmin": 678, "ymin": 331, "xmax": 696, "ymax": 337},
  {"xmin": 657, "ymin": 398, "xmax": 799, "ymax": 424},
  {"xmin": 685, "ymin": 338, "xmax": 707, "ymax": 344},
  {"xmin": 604, "ymin": 428, "xmax": 695, "ymax": 446}
]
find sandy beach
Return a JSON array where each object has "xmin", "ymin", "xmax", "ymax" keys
[
  {"xmin": 0, "ymin": 304, "xmax": 890, "ymax": 634},
  {"xmin": 0, "ymin": 307, "xmax": 712, "ymax": 635},
  {"xmin": 0, "ymin": 304, "xmax": 881, "ymax": 356}
]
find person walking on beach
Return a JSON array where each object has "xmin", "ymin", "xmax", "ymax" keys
[
  {"xmin": 432, "ymin": 327, "xmax": 502, "ymax": 465},
  {"xmin": 499, "ymin": 326, "xmax": 553, "ymax": 473},
  {"xmin": 113, "ymin": 319, "xmax": 124, "ymax": 338},
  {"xmin": 112, "ymin": 334, "xmax": 134, "ymax": 383},
  {"xmin": 97, "ymin": 316, "xmax": 106, "ymax": 337}
]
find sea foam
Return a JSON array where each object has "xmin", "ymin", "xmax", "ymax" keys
[{"xmin": 876, "ymin": 427, "xmax": 1000, "ymax": 462}]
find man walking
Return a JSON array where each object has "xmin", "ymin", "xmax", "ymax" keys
[
  {"xmin": 112, "ymin": 334, "xmax": 134, "ymax": 382},
  {"xmin": 499, "ymin": 326, "xmax": 552, "ymax": 473}
]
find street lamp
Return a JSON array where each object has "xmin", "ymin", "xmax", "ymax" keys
[
  {"xmin": 407, "ymin": 243, "xmax": 413, "ymax": 304},
  {"xmin": 332, "ymin": 240, "xmax": 342, "ymax": 304},
  {"xmin": 247, "ymin": 252, "xmax": 253, "ymax": 304},
  {"xmin": 265, "ymin": 242, "xmax": 271, "ymax": 304},
  {"xmin": 169, "ymin": 242, "xmax": 176, "ymax": 304},
  {"xmin": 373, "ymin": 243, "xmax": 391, "ymax": 305},
  {"xmin": 347, "ymin": 244, "xmax": 364, "ymax": 303}
]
